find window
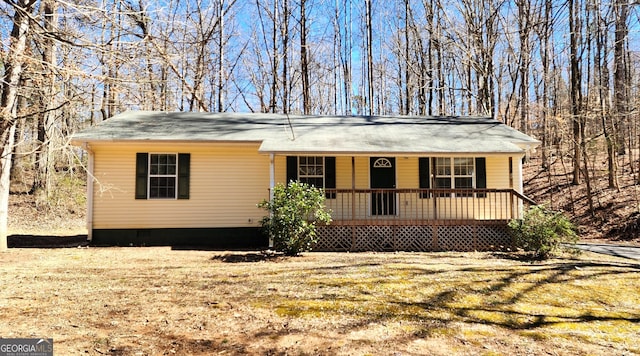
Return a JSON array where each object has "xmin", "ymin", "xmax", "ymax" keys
[
  {"xmin": 434, "ymin": 157, "xmax": 452, "ymax": 190},
  {"xmin": 286, "ymin": 156, "xmax": 336, "ymax": 199},
  {"xmin": 136, "ymin": 153, "xmax": 190, "ymax": 200},
  {"xmin": 298, "ymin": 156, "xmax": 324, "ymax": 188},
  {"xmin": 453, "ymin": 157, "xmax": 474, "ymax": 190},
  {"xmin": 149, "ymin": 154, "xmax": 177, "ymax": 198},
  {"xmin": 432, "ymin": 157, "xmax": 480, "ymax": 197}
]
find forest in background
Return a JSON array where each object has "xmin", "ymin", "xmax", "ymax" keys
[{"xmin": 0, "ymin": 0, "xmax": 639, "ymax": 243}]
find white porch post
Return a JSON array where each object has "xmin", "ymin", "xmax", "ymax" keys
[
  {"xmin": 269, "ymin": 153, "xmax": 275, "ymax": 248},
  {"xmin": 516, "ymin": 155, "xmax": 524, "ymax": 218},
  {"xmin": 351, "ymin": 156, "xmax": 356, "ymax": 245},
  {"xmin": 351, "ymin": 156, "xmax": 356, "ymax": 217}
]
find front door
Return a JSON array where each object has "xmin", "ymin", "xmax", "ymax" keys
[{"xmin": 370, "ymin": 157, "xmax": 396, "ymax": 215}]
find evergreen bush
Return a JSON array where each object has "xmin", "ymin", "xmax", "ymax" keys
[
  {"xmin": 508, "ymin": 205, "xmax": 578, "ymax": 259},
  {"xmin": 258, "ymin": 181, "xmax": 332, "ymax": 256}
]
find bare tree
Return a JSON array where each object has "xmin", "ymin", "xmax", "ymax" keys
[
  {"xmin": 300, "ymin": 0, "xmax": 310, "ymax": 114},
  {"xmin": 569, "ymin": 0, "xmax": 583, "ymax": 185},
  {"xmin": 515, "ymin": 0, "xmax": 533, "ymax": 133},
  {"xmin": 33, "ymin": 0, "xmax": 59, "ymax": 196},
  {"xmin": 1, "ymin": 0, "xmax": 37, "ymax": 250},
  {"xmin": 365, "ymin": 0, "xmax": 374, "ymax": 115},
  {"xmin": 536, "ymin": 0, "xmax": 553, "ymax": 169},
  {"xmin": 591, "ymin": 0, "xmax": 619, "ymax": 189},
  {"xmin": 613, "ymin": 0, "xmax": 629, "ymax": 157}
]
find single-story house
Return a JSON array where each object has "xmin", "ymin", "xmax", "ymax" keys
[{"xmin": 71, "ymin": 111, "xmax": 540, "ymax": 251}]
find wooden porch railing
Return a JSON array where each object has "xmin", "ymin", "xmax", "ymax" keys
[{"xmin": 321, "ymin": 188, "xmax": 535, "ymax": 225}]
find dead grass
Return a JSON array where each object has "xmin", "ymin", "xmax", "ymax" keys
[{"xmin": 0, "ymin": 248, "xmax": 638, "ymax": 355}]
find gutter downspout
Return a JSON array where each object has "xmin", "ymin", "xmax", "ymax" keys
[{"xmin": 84, "ymin": 143, "xmax": 94, "ymax": 242}]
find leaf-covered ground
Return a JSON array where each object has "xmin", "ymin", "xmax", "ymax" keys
[
  {"xmin": 0, "ymin": 248, "xmax": 638, "ymax": 355},
  {"xmin": 524, "ymin": 149, "xmax": 640, "ymax": 245}
]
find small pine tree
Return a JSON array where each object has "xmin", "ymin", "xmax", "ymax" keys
[
  {"xmin": 508, "ymin": 205, "xmax": 578, "ymax": 259},
  {"xmin": 258, "ymin": 181, "xmax": 332, "ymax": 256}
]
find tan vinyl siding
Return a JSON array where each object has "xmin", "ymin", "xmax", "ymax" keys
[
  {"xmin": 355, "ymin": 157, "xmax": 369, "ymax": 188},
  {"xmin": 91, "ymin": 142, "xmax": 269, "ymax": 229},
  {"xmin": 397, "ymin": 157, "xmax": 418, "ymax": 188},
  {"xmin": 90, "ymin": 147, "xmax": 521, "ymax": 230},
  {"xmin": 486, "ymin": 156, "xmax": 510, "ymax": 189},
  {"xmin": 274, "ymin": 155, "xmax": 287, "ymax": 184},
  {"xmin": 336, "ymin": 157, "xmax": 352, "ymax": 189}
]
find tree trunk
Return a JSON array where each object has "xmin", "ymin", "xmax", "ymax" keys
[
  {"xmin": 403, "ymin": 0, "xmax": 410, "ymax": 115},
  {"xmin": 269, "ymin": 0, "xmax": 279, "ymax": 113},
  {"xmin": 517, "ymin": 0, "xmax": 531, "ymax": 133},
  {"xmin": 281, "ymin": 0, "xmax": 290, "ymax": 114},
  {"xmin": 539, "ymin": 0, "xmax": 552, "ymax": 169},
  {"xmin": 569, "ymin": 0, "xmax": 582, "ymax": 185},
  {"xmin": 613, "ymin": 0, "xmax": 629, "ymax": 156},
  {"xmin": 425, "ymin": 0, "xmax": 435, "ymax": 116},
  {"xmin": 300, "ymin": 0, "xmax": 310, "ymax": 114},
  {"xmin": 218, "ymin": 0, "xmax": 226, "ymax": 113},
  {"xmin": 593, "ymin": 0, "xmax": 619, "ymax": 189},
  {"xmin": 33, "ymin": 0, "xmax": 58, "ymax": 197},
  {"xmin": 365, "ymin": 0, "xmax": 374, "ymax": 115}
]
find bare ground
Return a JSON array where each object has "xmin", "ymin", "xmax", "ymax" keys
[{"xmin": 0, "ymin": 248, "xmax": 638, "ymax": 355}]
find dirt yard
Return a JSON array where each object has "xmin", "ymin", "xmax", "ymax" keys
[{"xmin": 0, "ymin": 248, "xmax": 638, "ymax": 355}]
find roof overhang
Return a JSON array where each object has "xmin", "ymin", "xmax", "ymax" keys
[{"xmin": 70, "ymin": 111, "xmax": 542, "ymax": 156}]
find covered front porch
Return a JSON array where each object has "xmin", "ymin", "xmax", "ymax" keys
[
  {"xmin": 264, "ymin": 142, "xmax": 536, "ymax": 252},
  {"xmin": 315, "ymin": 188, "xmax": 535, "ymax": 252}
]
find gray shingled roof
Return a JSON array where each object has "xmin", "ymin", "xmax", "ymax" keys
[{"xmin": 71, "ymin": 111, "xmax": 540, "ymax": 154}]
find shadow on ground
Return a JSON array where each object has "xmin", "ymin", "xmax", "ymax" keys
[{"xmin": 210, "ymin": 251, "xmax": 285, "ymax": 263}]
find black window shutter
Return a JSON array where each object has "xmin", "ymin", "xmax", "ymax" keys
[
  {"xmin": 325, "ymin": 157, "xmax": 336, "ymax": 188},
  {"xmin": 419, "ymin": 157, "xmax": 431, "ymax": 188},
  {"xmin": 419, "ymin": 157, "xmax": 430, "ymax": 198},
  {"xmin": 325, "ymin": 157, "xmax": 336, "ymax": 199},
  {"xmin": 135, "ymin": 153, "xmax": 148, "ymax": 199},
  {"xmin": 286, "ymin": 156, "xmax": 298, "ymax": 184},
  {"xmin": 475, "ymin": 157, "xmax": 487, "ymax": 201},
  {"xmin": 177, "ymin": 153, "xmax": 190, "ymax": 199}
]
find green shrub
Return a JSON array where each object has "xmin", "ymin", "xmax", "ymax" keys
[
  {"xmin": 258, "ymin": 181, "xmax": 332, "ymax": 256},
  {"xmin": 508, "ymin": 205, "xmax": 578, "ymax": 259}
]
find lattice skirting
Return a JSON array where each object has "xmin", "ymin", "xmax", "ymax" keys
[{"xmin": 315, "ymin": 224, "xmax": 512, "ymax": 252}]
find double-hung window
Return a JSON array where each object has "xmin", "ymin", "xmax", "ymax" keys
[
  {"xmin": 135, "ymin": 153, "xmax": 190, "ymax": 200},
  {"xmin": 453, "ymin": 157, "xmax": 474, "ymax": 190},
  {"xmin": 433, "ymin": 157, "xmax": 479, "ymax": 197},
  {"xmin": 286, "ymin": 156, "xmax": 336, "ymax": 198},
  {"xmin": 434, "ymin": 157, "xmax": 453, "ymax": 190},
  {"xmin": 149, "ymin": 154, "xmax": 177, "ymax": 199},
  {"xmin": 298, "ymin": 156, "xmax": 324, "ymax": 188}
]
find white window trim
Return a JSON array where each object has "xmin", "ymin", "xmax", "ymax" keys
[
  {"xmin": 435, "ymin": 157, "xmax": 476, "ymax": 197},
  {"xmin": 373, "ymin": 157, "xmax": 393, "ymax": 168},
  {"xmin": 148, "ymin": 153, "xmax": 178, "ymax": 200},
  {"xmin": 298, "ymin": 156, "xmax": 325, "ymax": 188},
  {"xmin": 452, "ymin": 157, "xmax": 475, "ymax": 189}
]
